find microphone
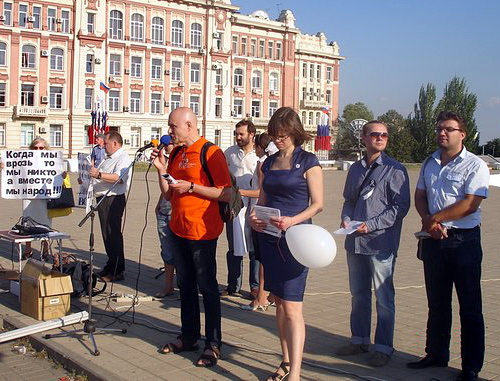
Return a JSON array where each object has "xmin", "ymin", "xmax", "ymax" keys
[
  {"xmin": 137, "ymin": 139, "xmax": 159, "ymax": 153},
  {"xmin": 156, "ymin": 135, "xmax": 172, "ymax": 152}
]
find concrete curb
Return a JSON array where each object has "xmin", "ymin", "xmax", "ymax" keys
[{"xmin": 3, "ymin": 315, "xmax": 125, "ymax": 381}]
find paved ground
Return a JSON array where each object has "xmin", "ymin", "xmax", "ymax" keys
[{"xmin": 0, "ymin": 168, "xmax": 500, "ymax": 381}]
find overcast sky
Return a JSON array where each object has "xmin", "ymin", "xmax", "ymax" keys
[{"xmin": 238, "ymin": 0, "xmax": 500, "ymax": 143}]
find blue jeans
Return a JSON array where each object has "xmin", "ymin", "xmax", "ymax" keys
[
  {"xmin": 172, "ymin": 233, "xmax": 222, "ymax": 348},
  {"xmin": 347, "ymin": 251, "xmax": 396, "ymax": 356},
  {"xmin": 156, "ymin": 211, "xmax": 176, "ymax": 265},
  {"xmin": 225, "ymin": 222, "xmax": 260, "ymax": 292},
  {"xmin": 422, "ymin": 226, "xmax": 484, "ymax": 372}
]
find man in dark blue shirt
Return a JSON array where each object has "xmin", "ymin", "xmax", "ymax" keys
[{"xmin": 91, "ymin": 134, "xmax": 106, "ymax": 168}]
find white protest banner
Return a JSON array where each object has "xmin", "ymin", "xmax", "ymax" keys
[
  {"xmin": 1, "ymin": 150, "xmax": 64, "ymax": 199},
  {"xmin": 77, "ymin": 153, "xmax": 94, "ymax": 213}
]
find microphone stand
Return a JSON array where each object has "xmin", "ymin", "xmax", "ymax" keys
[{"xmin": 44, "ymin": 151, "xmax": 145, "ymax": 356}]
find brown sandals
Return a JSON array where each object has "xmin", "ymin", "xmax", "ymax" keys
[
  {"xmin": 159, "ymin": 336, "xmax": 199, "ymax": 355},
  {"xmin": 195, "ymin": 345, "xmax": 220, "ymax": 368}
]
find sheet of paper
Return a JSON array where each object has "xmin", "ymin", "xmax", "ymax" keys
[
  {"xmin": 333, "ymin": 221, "xmax": 363, "ymax": 235},
  {"xmin": 253, "ymin": 205, "xmax": 281, "ymax": 237}
]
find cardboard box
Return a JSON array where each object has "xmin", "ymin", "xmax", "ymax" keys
[
  {"xmin": 20, "ymin": 259, "xmax": 73, "ymax": 321},
  {"xmin": 0, "ymin": 269, "xmax": 20, "ymax": 281}
]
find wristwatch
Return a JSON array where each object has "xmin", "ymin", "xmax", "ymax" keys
[{"xmin": 188, "ymin": 182, "xmax": 194, "ymax": 193}]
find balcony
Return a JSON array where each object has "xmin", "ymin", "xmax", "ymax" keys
[
  {"xmin": 301, "ymin": 100, "xmax": 326, "ymax": 109},
  {"xmin": 14, "ymin": 105, "xmax": 48, "ymax": 118}
]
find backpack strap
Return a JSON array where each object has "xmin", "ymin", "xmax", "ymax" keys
[
  {"xmin": 200, "ymin": 141, "xmax": 215, "ymax": 186},
  {"xmin": 168, "ymin": 145, "xmax": 183, "ymax": 166}
]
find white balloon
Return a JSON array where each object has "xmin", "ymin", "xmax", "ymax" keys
[{"xmin": 285, "ymin": 224, "xmax": 337, "ymax": 268}]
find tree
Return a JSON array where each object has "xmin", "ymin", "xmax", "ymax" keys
[
  {"xmin": 334, "ymin": 103, "xmax": 374, "ymax": 158},
  {"xmin": 407, "ymin": 83, "xmax": 437, "ymax": 162},
  {"xmin": 378, "ymin": 109, "xmax": 416, "ymax": 163},
  {"xmin": 482, "ymin": 138, "xmax": 500, "ymax": 157},
  {"xmin": 436, "ymin": 76, "xmax": 479, "ymax": 153},
  {"xmin": 342, "ymin": 102, "xmax": 374, "ymax": 123}
]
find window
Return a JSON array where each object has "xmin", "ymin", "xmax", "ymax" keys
[
  {"xmin": 50, "ymin": 86, "xmax": 63, "ymax": 109},
  {"xmin": 258, "ymin": 40, "xmax": 265, "ymax": 58},
  {"xmin": 316, "ymin": 64, "xmax": 321, "ymax": 81},
  {"xmin": 110, "ymin": 54, "xmax": 121, "ymax": 75},
  {"xmin": 269, "ymin": 101, "xmax": 278, "ymax": 117},
  {"xmin": 268, "ymin": 41, "xmax": 273, "ymax": 59},
  {"xmin": 130, "ymin": 127, "xmax": 140, "ymax": 148},
  {"xmin": 18, "ymin": 4, "xmax": 27, "ymax": 28},
  {"xmin": 214, "ymin": 32, "xmax": 223, "ymax": 51},
  {"xmin": 3, "ymin": 3, "xmax": 12, "ymax": 26},
  {"xmin": 233, "ymin": 99, "xmax": 243, "ymax": 117},
  {"xmin": 326, "ymin": 66, "xmax": 332, "ymax": 81},
  {"xmin": 234, "ymin": 68, "xmax": 243, "ymax": 87},
  {"xmin": 50, "ymin": 125, "xmax": 62, "ymax": 147},
  {"xmin": 85, "ymin": 88, "xmax": 93, "ymax": 110},
  {"xmin": 326, "ymin": 90, "xmax": 331, "ymax": 103},
  {"xmin": 215, "ymin": 97, "xmax": 222, "ymax": 118},
  {"xmin": 0, "ymin": 83, "xmax": 6, "ymax": 106},
  {"xmin": 21, "ymin": 45, "xmax": 36, "ymax": 69},
  {"xmin": 0, "ymin": 123, "xmax": 5, "ymax": 146},
  {"xmin": 269, "ymin": 72, "xmax": 279, "ymax": 91},
  {"xmin": 250, "ymin": 39, "xmax": 256, "ymax": 57},
  {"xmin": 276, "ymin": 42, "xmax": 282, "ymax": 60},
  {"xmin": 47, "ymin": 8, "xmax": 56, "ymax": 31},
  {"xmin": 151, "ymin": 59, "xmax": 162, "ymax": 80},
  {"xmin": 171, "ymin": 60, "xmax": 182, "ymax": 81},
  {"xmin": 171, "ymin": 20, "xmax": 184, "ymax": 47},
  {"xmin": 50, "ymin": 48, "xmax": 64, "ymax": 71},
  {"xmin": 190, "ymin": 23, "xmax": 202, "ymax": 49},
  {"xmin": 190, "ymin": 96, "xmax": 200, "ymax": 115},
  {"xmin": 85, "ymin": 54, "xmax": 93, "ymax": 73},
  {"xmin": 21, "ymin": 84, "xmax": 34, "ymax": 106},
  {"xmin": 232, "ymin": 36, "xmax": 238, "ymax": 55},
  {"xmin": 32, "ymin": 6, "xmax": 41, "ymax": 29},
  {"xmin": 251, "ymin": 70, "xmax": 261, "ymax": 89},
  {"xmin": 109, "ymin": 90, "xmax": 120, "ymax": 112},
  {"xmin": 130, "ymin": 91, "xmax": 141, "ymax": 113},
  {"xmin": 214, "ymin": 129, "xmax": 221, "ymax": 147},
  {"xmin": 0, "ymin": 42, "xmax": 6, "ymax": 66},
  {"xmin": 151, "ymin": 127, "xmax": 160, "ymax": 140},
  {"xmin": 302, "ymin": 111, "xmax": 306, "ymax": 124},
  {"xmin": 130, "ymin": 13, "xmax": 144, "ymax": 42},
  {"xmin": 302, "ymin": 87, "xmax": 306, "ymax": 100},
  {"xmin": 151, "ymin": 93, "xmax": 161, "ymax": 114},
  {"xmin": 61, "ymin": 10, "xmax": 70, "ymax": 33},
  {"xmin": 308, "ymin": 112, "xmax": 313, "ymax": 125},
  {"xmin": 190, "ymin": 62, "xmax": 200, "ymax": 83},
  {"xmin": 241, "ymin": 37, "xmax": 247, "ymax": 56},
  {"xmin": 151, "ymin": 17, "xmax": 164, "ymax": 44},
  {"xmin": 251, "ymin": 100, "xmax": 260, "ymax": 117},
  {"xmin": 309, "ymin": 88, "xmax": 313, "ymax": 100},
  {"xmin": 131, "ymin": 56, "xmax": 142, "ymax": 78},
  {"xmin": 21, "ymin": 124, "xmax": 34, "ymax": 147},
  {"xmin": 87, "ymin": 13, "xmax": 95, "ymax": 33},
  {"xmin": 109, "ymin": 10, "xmax": 123, "ymax": 39},
  {"xmin": 170, "ymin": 94, "xmax": 181, "ymax": 110},
  {"xmin": 302, "ymin": 63, "xmax": 307, "ymax": 77},
  {"xmin": 316, "ymin": 112, "xmax": 321, "ymax": 125},
  {"xmin": 309, "ymin": 64, "xmax": 314, "ymax": 80},
  {"xmin": 215, "ymin": 68, "xmax": 222, "ymax": 85}
]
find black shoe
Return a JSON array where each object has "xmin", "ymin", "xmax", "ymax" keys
[
  {"xmin": 97, "ymin": 269, "xmax": 109, "ymax": 277},
  {"xmin": 456, "ymin": 370, "xmax": 478, "ymax": 381},
  {"xmin": 406, "ymin": 356, "xmax": 448, "ymax": 369},
  {"xmin": 101, "ymin": 272, "xmax": 125, "ymax": 282}
]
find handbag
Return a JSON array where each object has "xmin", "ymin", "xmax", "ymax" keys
[{"xmin": 47, "ymin": 175, "xmax": 75, "ymax": 209}]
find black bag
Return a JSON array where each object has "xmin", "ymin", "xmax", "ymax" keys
[
  {"xmin": 12, "ymin": 216, "xmax": 53, "ymax": 235},
  {"xmin": 62, "ymin": 260, "xmax": 107, "ymax": 297},
  {"xmin": 47, "ymin": 186, "xmax": 75, "ymax": 209}
]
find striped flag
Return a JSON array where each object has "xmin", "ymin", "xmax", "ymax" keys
[{"xmin": 99, "ymin": 81, "xmax": 110, "ymax": 94}]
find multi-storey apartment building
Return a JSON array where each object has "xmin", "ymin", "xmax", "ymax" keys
[{"xmin": 0, "ymin": 0, "xmax": 343, "ymax": 157}]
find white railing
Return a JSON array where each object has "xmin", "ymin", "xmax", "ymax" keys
[{"xmin": 14, "ymin": 105, "xmax": 48, "ymax": 118}]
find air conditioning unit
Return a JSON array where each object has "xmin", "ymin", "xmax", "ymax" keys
[
  {"xmin": 198, "ymin": 48, "xmax": 205, "ymax": 55},
  {"xmin": 124, "ymin": 139, "xmax": 130, "ymax": 145},
  {"xmin": 217, "ymin": 85, "xmax": 223, "ymax": 90},
  {"xmin": 39, "ymin": 127, "xmax": 46, "ymax": 133},
  {"xmin": 41, "ymin": 50, "xmax": 49, "ymax": 57},
  {"xmin": 211, "ymin": 64, "xmax": 220, "ymax": 70},
  {"xmin": 178, "ymin": 81, "xmax": 184, "ymax": 87},
  {"xmin": 164, "ymin": 101, "xmax": 169, "ymax": 107},
  {"xmin": 231, "ymin": 110, "xmax": 236, "ymax": 117},
  {"xmin": 124, "ymin": 68, "xmax": 130, "ymax": 74},
  {"xmin": 212, "ymin": 32, "xmax": 220, "ymax": 39},
  {"xmin": 327, "ymin": 80, "xmax": 331, "ymax": 84},
  {"xmin": 164, "ymin": 69, "xmax": 170, "ymax": 75},
  {"xmin": 123, "ymin": 106, "xmax": 129, "ymax": 112},
  {"xmin": 27, "ymin": 16, "xmax": 35, "ymax": 22},
  {"xmin": 108, "ymin": 76, "xmax": 115, "ymax": 82},
  {"xmin": 234, "ymin": 86, "xmax": 243, "ymax": 92},
  {"xmin": 246, "ymin": 113, "xmax": 251, "ymax": 117},
  {"xmin": 40, "ymin": 95, "xmax": 48, "ymax": 104},
  {"xmin": 252, "ymin": 88, "xmax": 261, "ymax": 94},
  {"xmin": 94, "ymin": 58, "xmax": 101, "ymax": 64},
  {"xmin": 56, "ymin": 18, "xmax": 62, "ymax": 24},
  {"xmin": 0, "ymin": 16, "xmax": 5, "ymax": 22},
  {"xmin": 270, "ymin": 90, "xmax": 278, "ymax": 96}
]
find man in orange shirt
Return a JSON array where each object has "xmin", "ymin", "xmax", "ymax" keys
[{"xmin": 152, "ymin": 107, "xmax": 231, "ymax": 368}]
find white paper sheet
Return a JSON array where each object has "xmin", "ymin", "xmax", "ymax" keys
[
  {"xmin": 333, "ymin": 221, "xmax": 363, "ymax": 235},
  {"xmin": 253, "ymin": 205, "xmax": 281, "ymax": 237}
]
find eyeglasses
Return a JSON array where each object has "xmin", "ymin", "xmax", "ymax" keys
[
  {"xmin": 435, "ymin": 127, "xmax": 462, "ymax": 134},
  {"xmin": 271, "ymin": 135, "xmax": 289, "ymax": 142},
  {"xmin": 368, "ymin": 132, "xmax": 389, "ymax": 139},
  {"xmin": 32, "ymin": 146, "xmax": 45, "ymax": 150}
]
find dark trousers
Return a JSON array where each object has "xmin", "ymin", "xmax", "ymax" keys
[
  {"xmin": 96, "ymin": 194, "xmax": 126, "ymax": 274},
  {"xmin": 422, "ymin": 226, "xmax": 484, "ymax": 372},
  {"xmin": 173, "ymin": 233, "xmax": 222, "ymax": 348},
  {"xmin": 225, "ymin": 222, "xmax": 260, "ymax": 292}
]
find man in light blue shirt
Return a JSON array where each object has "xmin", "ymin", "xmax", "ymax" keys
[
  {"xmin": 338, "ymin": 121, "xmax": 410, "ymax": 367},
  {"xmin": 407, "ymin": 111, "xmax": 489, "ymax": 381}
]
